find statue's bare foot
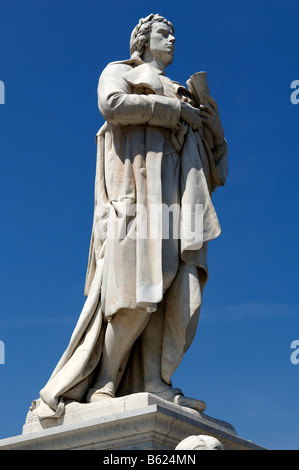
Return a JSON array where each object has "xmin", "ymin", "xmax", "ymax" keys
[
  {"xmin": 151, "ymin": 387, "xmax": 206, "ymax": 412},
  {"xmin": 86, "ymin": 388, "xmax": 115, "ymax": 403}
]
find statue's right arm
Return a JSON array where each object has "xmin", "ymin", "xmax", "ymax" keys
[{"xmin": 98, "ymin": 64, "xmax": 181, "ymax": 130}]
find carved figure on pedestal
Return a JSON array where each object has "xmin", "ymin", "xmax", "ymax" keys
[{"xmin": 29, "ymin": 13, "xmax": 228, "ymax": 421}]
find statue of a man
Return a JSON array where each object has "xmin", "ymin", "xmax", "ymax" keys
[{"xmin": 31, "ymin": 13, "xmax": 228, "ymax": 420}]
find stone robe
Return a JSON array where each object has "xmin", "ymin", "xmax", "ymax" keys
[{"xmin": 33, "ymin": 59, "xmax": 228, "ymax": 419}]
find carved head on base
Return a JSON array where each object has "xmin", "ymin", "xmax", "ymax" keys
[{"xmin": 175, "ymin": 435, "xmax": 224, "ymax": 450}]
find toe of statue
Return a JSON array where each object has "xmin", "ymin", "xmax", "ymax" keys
[
  {"xmin": 173, "ymin": 394, "xmax": 206, "ymax": 412},
  {"xmin": 151, "ymin": 387, "xmax": 206, "ymax": 412}
]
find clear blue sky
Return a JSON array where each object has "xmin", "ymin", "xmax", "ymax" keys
[{"xmin": 0, "ymin": 0, "xmax": 298, "ymax": 450}]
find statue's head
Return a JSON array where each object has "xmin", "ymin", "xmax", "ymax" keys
[{"xmin": 130, "ymin": 14, "xmax": 175, "ymax": 65}]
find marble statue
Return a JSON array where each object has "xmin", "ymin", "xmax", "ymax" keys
[
  {"xmin": 175, "ymin": 435, "xmax": 224, "ymax": 450},
  {"xmin": 29, "ymin": 13, "xmax": 228, "ymax": 421}
]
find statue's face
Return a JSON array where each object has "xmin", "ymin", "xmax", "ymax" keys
[{"xmin": 146, "ymin": 22, "xmax": 175, "ymax": 66}]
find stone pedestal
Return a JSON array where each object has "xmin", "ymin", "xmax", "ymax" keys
[{"xmin": 0, "ymin": 393, "xmax": 264, "ymax": 450}]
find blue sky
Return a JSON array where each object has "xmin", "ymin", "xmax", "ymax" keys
[{"xmin": 0, "ymin": 0, "xmax": 298, "ymax": 450}]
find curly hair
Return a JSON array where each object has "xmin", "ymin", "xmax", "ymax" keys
[{"xmin": 130, "ymin": 14, "xmax": 174, "ymax": 60}]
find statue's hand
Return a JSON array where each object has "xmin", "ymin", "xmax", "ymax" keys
[
  {"xmin": 198, "ymin": 95, "xmax": 225, "ymax": 147},
  {"xmin": 180, "ymin": 101, "xmax": 202, "ymax": 131}
]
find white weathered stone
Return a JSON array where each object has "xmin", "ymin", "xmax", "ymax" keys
[
  {"xmin": 28, "ymin": 12, "xmax": 228, "ymax": 426},
  {"xmin": 0, "ymin": 393, "xmax": 265, "ymax": 450}
]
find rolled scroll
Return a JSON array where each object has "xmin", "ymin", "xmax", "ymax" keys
[{"xmin": 187, "ymin": 71, "xmax": 214, "ymax": 149}]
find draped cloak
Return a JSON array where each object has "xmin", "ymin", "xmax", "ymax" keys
[{"xmin": 33, "ymin": 59, "xmax": 228, "ymax": 419}]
